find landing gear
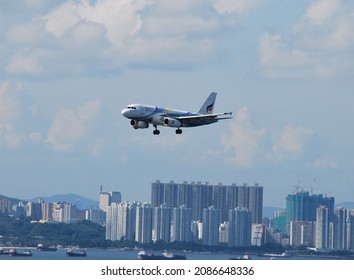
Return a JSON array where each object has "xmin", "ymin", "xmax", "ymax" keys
[
  {"xmin": 153, "ymin": 125, "xmax": 160, "ymax": 135},
  {"xmin": 176, "ymin": 128, "xmax": 182, "ymax": 134}
]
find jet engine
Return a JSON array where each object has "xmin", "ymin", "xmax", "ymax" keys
[
  {"xmin": 130, "ymin": 120, "xmax": 149, "ymax": 129},
  {"xmin": 163, "ymin": 117, "xmax": 181, "ymax": 127}
]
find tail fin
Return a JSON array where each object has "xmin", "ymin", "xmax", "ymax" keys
[{"xmin": 198, "ymin": 92, "xmax": 217, "ymax": 114}]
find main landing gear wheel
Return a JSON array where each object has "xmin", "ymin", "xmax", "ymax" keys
[
  {"xmin": 176, "ymin": 129, "xmax": 182, "ymax": 134},
  {"xmin": 153, "ymin": 125, "xmax": 160, "ymax": 135}
]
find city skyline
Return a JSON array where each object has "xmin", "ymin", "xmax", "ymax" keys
[
  {"xmin": 3, "ymin": 179, "xmax": 354, "ymax": 250},
  {"xmin": 1, "ymin": 1, "xmax": 354, "ymax": 208},
  {"xmin": 1, "ymin": 178, "xmax": 352, "ymax": 208}
]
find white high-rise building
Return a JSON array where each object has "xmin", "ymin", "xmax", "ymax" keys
[
  {"xmin": 105, "ymin": 203, "xmax": 119, "ymax": 240},
  {"xmin": 135, "ymin": 202, "xmax": 152, "ymax": 244},
  {"xmin": 106, "ymin": 202, "xmax": 135, "ymax": 241},
  {"xmin": 171, "ymin": 205, "xmax": 192, "ymax": 242},
  {"xmin": 99, "ymin": 189, "xmax": 121, "ymax": 212},
  {"xmin": 316, "ymin": 206, "xmax": 329, "ymax": 249},
  {"xmin": 63, "ymin": 203, "xmax": 78, "ymax": 224},
  {"xmin": 152, "ymin": 204, "xmax": 171, "ymax": 243},
  {"xmin": 116, "ymin": 202, "xmax": 138, "ymax": 241},
  {"xmin": 219, "ymin": 222, "xmax": 229, "ymax": 243},
  {"xmin": 333, "ymin": 207, "xmax": 348, "ymax": 250}
]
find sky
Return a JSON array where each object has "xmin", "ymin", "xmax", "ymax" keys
[{"xmin": 1, "ymin": 0, "xmax": 354, "ymax": 207}]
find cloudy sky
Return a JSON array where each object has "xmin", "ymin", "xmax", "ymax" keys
[{"xmin": 1, "ymin": 0, "xmax": 354, "ymax": 207}]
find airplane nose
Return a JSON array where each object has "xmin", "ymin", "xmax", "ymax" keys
[{"xmin": 121, "ymin": 108, "xmax": 129, "ymax": 117}]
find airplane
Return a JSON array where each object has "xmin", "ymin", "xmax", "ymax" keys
[{"xmin": 121, "ymin": 92, "xmax": 232, "ymax": 135}]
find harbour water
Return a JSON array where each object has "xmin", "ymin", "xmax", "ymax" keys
[{"xmin": 0, "ymin": 249, "xmax": 349, "ymax": 260}]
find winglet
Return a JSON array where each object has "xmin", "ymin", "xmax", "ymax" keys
[{"xmin": 198, "ymin": 92, "xmax": 217, "ymax": 114}]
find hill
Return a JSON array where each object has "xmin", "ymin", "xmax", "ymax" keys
[
  {"xmin": 335, "ymin": 202, "xmax": 354, "ymax": 209},
  {"xmin": 0, "ymin": 194, "xmax": 23, "ymax": 205}
]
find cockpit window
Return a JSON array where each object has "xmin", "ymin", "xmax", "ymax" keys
[{"xmin": 127, "ymin": 106, "xmax": 137, "ymax": 110}]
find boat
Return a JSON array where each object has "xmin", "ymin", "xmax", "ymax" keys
[
  {"xmin": 8, "ymin": 249, "xmax": 32, "ymax": 257},
  {"xmin": 257, "ymin": 252, "xmax": 292, "ymax": 258},
  {"xmin": 0, "ymin": 248, "xmax": 10, "ymax": 255},
  {"xmin": 229, "ymin": 255, "xmax": 252, "ymax": 260},
  {"xmin": 37, "ymin": 244, "xmax": 57, "ymax": 251},
  {"xmin": 66, "ymin": 249, "xmax": 87, "ymax": 257},
  {"xmin": 138, "ymin": 250, "xmax": 186, "ymax": 260}
]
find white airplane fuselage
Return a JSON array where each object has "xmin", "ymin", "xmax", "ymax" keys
[{"xmin": 121, "ymin": 92, "xmax": 231, "ymax": 135}]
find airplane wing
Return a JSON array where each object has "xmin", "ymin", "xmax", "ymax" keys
[
  {"xmin": 176, "ymin": 112, "xmax": 232, "ymax": 120},
  {"xmin": 175, "ymin": 112, "xmax": 232, "ymax": 126}
]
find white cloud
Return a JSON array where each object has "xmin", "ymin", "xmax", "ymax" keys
[
  {"xmin": 7, "ymin": 22, "xmax": 45, "ymax": 46},
  {"xmin": 42, "ymin": 0, "xmax": 148, "ymax": 49},
  {"xmin": 42, "ymin": 1, "xmax": 81, "ymax": 37},
  {"xmin": 218, "ymin": 108, "xmax": 318, "ymax": 166},
  {"xmin": 6, "ymin": 49, "xmax": 43, "ymax": 74},
  {"xmin": 29, "ymin": 132, "xmax": 43, "ymax": 144},
  {"xmin": 259, "ymin": 0, "xmax": 354, "ymax": 78},
  {"xmin": 213, "ymin": 0, "xmax": 262, "ymax": 15},
  {"xmin": 0, "ymin": 81, "xmax": 23, "ymax": 147},
  {"xmin": 46, "ymin": 99, "xmax": 101, "ymax": 151},
  {"xmin": 259, "ymin": 33, "xmax": 312, "ymax": 68},
  {"xmin": 220, "ymin": 107, "xmax": 266, "ymax": 166},
  {"xmin": 307, "ymin": 156, "xmax": 340, "ymax": 170},
  {"xmin": 2, "ymin": 0, "xmax": 251, "ymax": 75},
  {"xmin": 258, "ymin": 33, "xmax": 335, "ymax": 78},
  {"xmin": 323, "ymin": 15, "xmax": 354, "ymax": 51},
  {"xmin": 305, "ymin": 0, "xmax": 340, "ymax": 25},
  {"xmin": 143, "ymin": 16, "xmax": 219, "ymax": 37},
  {"xmin": 272, "ymin": 124, "xmax": 314, "ymax": 160},
  {"xmin": 122, "ymin": 37, "xmax": 215, "ymax": 68}
]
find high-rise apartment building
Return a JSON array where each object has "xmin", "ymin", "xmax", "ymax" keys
[
  {"xmin": 286, "ymin": 191, "xmax": 334, "ymax": 223},
  {"xmin": 251, "ymin": 224, "xmax": 266, "ymax": 246},
  {"xmin": 62, "ymin": 203, "xmax": 78, "ymax": 223},
  {"xmin": 152, "ymin": 204, "xmax": 171, "ymax": 243},
  {"xmin": 106, "ymin": 202, "xmax": 138, "ymax": 241},
  {"xmin": 26, "ymin": 202, "xmax": 42, "ymax": 220},
  {"xmin": 289, "ymin": 221, "xmax": 315, "ymax": 246},
  {"xmin": 105, "ymin": 203, "xmax": 119, "ymax": 240},
  {"xmin": 40, "ymin": 201, "xmax": 53, "ymax": 222},
  {"xmin": 151, "ymin": 181, "xmax": 263, "ymax": 224},
  {"xmin": 151, "ymin": 180, "xmax": 165, "ymax": 207},
  {"xmin": 135, "ymin": 202, "xmax": 152, "ymax": 244},
  {"xmin": 115, "ymin": 201, "xmax": 138, "ymax": 241},
  {"xmin": 202, "ymin": 206, "xmax": 220, "ymax": 246},
  {"xmin": 346, "ymin": 210, "xmax": 354, "ymax": 250},
  {"xmin": 99, "ymin": 189, "xmax": 121, "ymax": 212},
  {"xmin": 333, "ymin": 207, "xmax": 348, "ymax": 250},
  {"xmin": 213, "ymin": 183, "xmax": 227, "ymax": 223},
  {"xmin": 249, "ymin": 184, "xmax": 263, "ymax": 224},
  {"xmin": 316, "ymin": 206, "xmax": 329, "ymax": 249},
  {"xmin": 191, "ymin": 182, "xmax": 213, "ymax": 222},
  {"xmin": 171, "ymin": 205, "xmax": 192, "ymax": 242},
  {"xmin": 228, "ymin": 207, "xmax": 252, "ymax": 247}
]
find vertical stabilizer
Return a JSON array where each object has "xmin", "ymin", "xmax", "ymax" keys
[{"xmin": 198, "ymin": 92, "xmax": 217, "ymax": 114}]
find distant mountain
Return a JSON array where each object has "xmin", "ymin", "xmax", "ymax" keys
[
  {"xmin": 29, "ymin": 193, "xmax": 99, "ymax": 210},
  {"xmin": 335, "ymin": 202, "xmax": 354, "ymax": 209},
  {"xmin": 0, "ymin": 194, "xmax": 23, "ymax": 205}
]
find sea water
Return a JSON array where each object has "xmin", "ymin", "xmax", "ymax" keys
[{"xmin": 0, "ymin": 249, "xmax": 344, "ymax": 260}]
